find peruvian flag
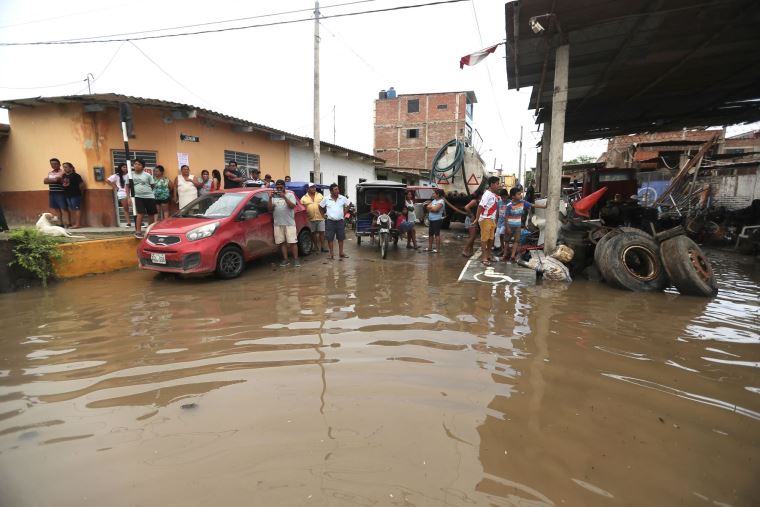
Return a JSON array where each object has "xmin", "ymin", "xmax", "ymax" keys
[{"xmin": 459, "ymin": 43, "xmax": 501, "ymax": 69}]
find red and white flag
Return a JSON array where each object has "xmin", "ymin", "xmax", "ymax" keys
[{"xmin": 459, "ymin": 43, "xmax": 501, "ymax": 69}]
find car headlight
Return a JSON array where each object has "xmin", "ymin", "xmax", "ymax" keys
[{"xmin": 186, "ymin": 222, "xmax": 220, "ymax": 241}]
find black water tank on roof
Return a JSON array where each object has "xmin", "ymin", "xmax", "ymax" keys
[{"xmin": 379, "ymin": 90, "xmax": 387, "ymax": 100}]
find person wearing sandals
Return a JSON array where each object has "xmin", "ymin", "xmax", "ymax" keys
[
  {"xmin": 107, "ymin": 163, "xmax": 132, "ymax": 227},
  {"xmin": 153, "ymin": 165, "xmax": 173, "ymax": 220},
  {"xmin": 425, "ymin": 188, "xmax": 445, "ymax": 253},
  {"xmin": 269, "ymin": 179, "xmax": 301, "ymax": 267},
  {"xmin": 319, "ymin": 183, "xmax": 350, "ymax": 260},
  {"xmin": 476, "ymin": 176, "xmax": 500, "ymax": 266}
]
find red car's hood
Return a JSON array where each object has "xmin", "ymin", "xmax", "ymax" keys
[{"xmin": 148, "ymin": 216, "xmax": 224, "ymax": 235}]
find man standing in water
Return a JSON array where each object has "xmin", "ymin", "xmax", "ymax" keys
[
  {"xmin": 268, "ymin": 179, "xmax": 300, "ymax": 267},
  {"xmin": 476, "ymin": 176, "xmax": 500, "ymax": 266},
  {"xmin": 319, "ymin": 183, "xmax": 350, "ymax": 260},
  {"xmin": 301, "ymin": 183, "xmax": 327, "ymax": 253}
]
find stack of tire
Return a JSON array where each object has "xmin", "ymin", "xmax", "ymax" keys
[{"xmin": 593, "ymin": 226, "xmax": 718, "ymax": 297}]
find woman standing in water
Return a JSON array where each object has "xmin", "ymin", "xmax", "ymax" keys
[
  {"xmin": 174, "ymin": 165, "xmax": 201, "ymax": 209},
  {"xmin": 153, "ymin": 165, "xmax": 173, "ymax": 219},
  {"xmin": 106, "ymin": 163, "xmax": 131, "ymax": 227}
]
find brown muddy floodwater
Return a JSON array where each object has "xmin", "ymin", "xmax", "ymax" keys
[{"xmin": 0, "ymin": 236, "xmax": 758, "ymax": 506}]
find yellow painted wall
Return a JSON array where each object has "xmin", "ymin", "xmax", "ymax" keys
[
  {"xmin": 0, "ymin": 104, "xmax": 91, "ymax": 192},
  {"xmin": 0, "ymin": 102, "xmax": 291, "ymax": 193},
  {"xmin": 53, "ymin": 237, "xmax": 139, "ymax": 278}
]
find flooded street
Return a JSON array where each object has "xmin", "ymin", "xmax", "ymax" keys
[{"xmin": 1, "ymin": 234, "xmax": 758, "ymax": 506}]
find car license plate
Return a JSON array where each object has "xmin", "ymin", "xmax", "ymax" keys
[{"xmin": 150, "ymin": 253, "xmax": 166, "ymax": 265}]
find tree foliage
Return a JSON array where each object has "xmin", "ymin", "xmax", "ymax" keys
[{"xmin": 565, "ymin": 155, "xmax": 598, "ymax": 164}]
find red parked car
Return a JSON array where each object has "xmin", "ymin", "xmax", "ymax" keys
[{"xmin": 137, "ymin": 188, "xmax": 313, "ymax": 279}]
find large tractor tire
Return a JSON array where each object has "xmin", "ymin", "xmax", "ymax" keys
[
  {"xmin": 597, "ymin": 232, "xmax": 669, "ymax": 292},
  {"xmin": 659, "ymin": 235, "xmax": 718, "ymax": 297}
]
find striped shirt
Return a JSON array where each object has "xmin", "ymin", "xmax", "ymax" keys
[{"xmin": 505, "ymin": 199, "xmax": 532, "ymax": 228}]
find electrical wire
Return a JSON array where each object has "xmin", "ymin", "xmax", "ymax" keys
[
  {"xmin": 469, "ymin": 0, "xmax": 510, "ymax": 146},
  {"xmin": 26, "ymin": 0, "xmax": 382, "ymax": 44},
  {"xmin": 0, "ymin": 0, "xmax": 468, "ymax": 46},
  {"xmin": 0, "ymin": 79, "xmax": 85, "ymax": 90},
  {"xmin": 127, "ymin": 41, "xmax": 217, "ymax": 110}
]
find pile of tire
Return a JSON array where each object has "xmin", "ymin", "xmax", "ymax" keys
[{"xmin": 593, "ymin": 226, "xmax": 718, "ymax": 297}]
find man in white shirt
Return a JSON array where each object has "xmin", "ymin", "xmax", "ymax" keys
[
  {"xmin": 319, "ymin": 183, "xmax": 350, "ymax": 260},
  {"xmin": 245, "ymin": 168, "xmax": 265, "ymax": 188},
  {"xmin": 476, "ymin": 176, "xmax": 500, "ymax": 265}
]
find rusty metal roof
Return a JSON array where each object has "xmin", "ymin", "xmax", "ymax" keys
[
  {"xmin": 0, "ymin": 93, "xmax": 384, "ymax": 163},
  {"xmin": 504, "ymin": 0, "xmax": 760, "ymax": 141}
]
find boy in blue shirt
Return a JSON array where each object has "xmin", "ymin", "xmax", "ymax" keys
[{"xmin": 504, "ymin": 187, "xmax": 545, "ymax": 262}]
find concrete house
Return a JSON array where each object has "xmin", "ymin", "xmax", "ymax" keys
[{"xmin": 0, "ymin": 93, "xmax": 381, "ymax": 226}]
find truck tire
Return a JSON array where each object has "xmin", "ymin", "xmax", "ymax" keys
[
  {"xmin": 597, "ymin": 232, "xmax": 668, "ymax": 292},
  {"xmin": 297, "ymin": 229, "xmax": 313, "ymax": 256},
  {"xmin": 659, "ymin": 235, "xmax": 718, "ymax": 297}
]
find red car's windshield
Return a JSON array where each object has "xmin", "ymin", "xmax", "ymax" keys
[{"xmin": 177, "ymin": 193, "xmax": 247, "ymax": 218}]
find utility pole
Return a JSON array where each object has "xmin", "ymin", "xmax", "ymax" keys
[
  {"xmin": 333, "ymin": 105, "xmax": 336, "ymax": 144},
  {"xmin": 313, "ymin": 1, "xmax": 322, "ymax": 185},
  {"xmin": 517, "ymin": 125, "xmax": 523, "ymax": 186},
  {"xmin": 544, "ymin": 44, "xmax": 570, "ymax": 253}
]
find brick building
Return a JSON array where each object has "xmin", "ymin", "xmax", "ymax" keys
[{"xmin": 374, "ymin": 91, "xmax": 476, "ymax": 181}]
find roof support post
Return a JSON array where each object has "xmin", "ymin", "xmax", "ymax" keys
[
  {"xmin": 544, "ymin": 43, "xmax": 569, "ymax": 253},
  {"xmin": 539, "ymin": 120, "xmax": 551, "ymax": 195}
]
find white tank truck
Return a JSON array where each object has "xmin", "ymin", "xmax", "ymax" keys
[{"xmin": 429, "ymin": 139, "xmax": 488, "ymax": 228}]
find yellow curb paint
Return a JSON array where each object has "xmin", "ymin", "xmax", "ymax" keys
[{"xmin": 53, "ymin": 237, "xmax": 140, "ymax": 279}]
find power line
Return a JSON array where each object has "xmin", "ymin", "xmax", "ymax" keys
[
  {"xmin": 72, "ymin": 42, "xmax": 127, "ymax": 94},
  {"xmin": 22, "ymin": 0, "xmax": 381, "ymax": 45},
  {"xmin": 0, "ymin": 79, "xmax": 84, "ymax": 90},
  {"xmin": 470, "ymin": 0, "xmax": 510, "ymax": 145},
  {"xmin": 128, "ymin": 41, "xmax": 217, "ymax": 110},
  {"xmin": 0, "ymin": 0, "xmax": 468, "ymax": 46},
  {"xmin": 319, "ymin": 20, "xmax": 381, "ymax": 78}
]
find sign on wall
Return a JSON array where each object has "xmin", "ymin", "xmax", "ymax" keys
[
  {"xmin": 177, "ymin": 152, "xmax": 189, "ymax": 169},
  {"xmin": 180, "ymin": 133, "xmax": 200, "ymax": 142}
]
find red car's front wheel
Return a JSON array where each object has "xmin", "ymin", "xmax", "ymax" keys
[{"xmin": 216, "ymin": 245, "xmax": 245, "ymax": 279}]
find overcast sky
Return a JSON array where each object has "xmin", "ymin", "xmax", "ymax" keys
[{"xmin": 1, "ymin": 0, "xmax": 757, "ymax": 177}]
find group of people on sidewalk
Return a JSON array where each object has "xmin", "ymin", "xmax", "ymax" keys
[{"xmin": 43, "ymin": 158, "xmax": 86, "ymax": 229}]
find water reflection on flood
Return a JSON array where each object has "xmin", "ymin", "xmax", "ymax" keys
[{"xmin": 0, "ymin": 245, "xmax": 758, "ymax": 506}]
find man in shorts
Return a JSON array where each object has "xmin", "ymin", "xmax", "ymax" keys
[
  {"xmin": 504, "ymin": 187, "xmax": 545, "ymax": 262},
  {"xmin": 301, "ymin": 182, "xmax": 328, "ymax": 253},
  {"xmin": 268, "ymin": 179, "xmax": 300, "ymax": 267},
  {"xmin": 476, "ymin": 176, "xmax": 500, "ymax": 265},
  {"xmin": 319, "ymin": 183, "xmax": 350, "ymax": 260},
  {"xmin": 43, "ymin": 157, "xmax": 68, "ymax": 227},
  {"xmin": 127, "ymin": 158, "xmax": 157, "ymax": 239}
]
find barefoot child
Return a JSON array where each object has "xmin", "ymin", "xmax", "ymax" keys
[{"xmin": 504, "ymin": 187, "xmax": 545, "ymax": 262}]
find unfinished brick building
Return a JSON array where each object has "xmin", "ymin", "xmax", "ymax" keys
[{"xmin": 374, "ymin": 91, "xmax": 476, "ymax": 179}]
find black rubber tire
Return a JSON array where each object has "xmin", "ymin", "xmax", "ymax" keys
[
  {"xmin": 593, "ymin": 227, "xmax": 648, "ymax": 270},
  {"xmin": 597, "ymin": 232, "xmax": 668, "ymax": 292},
  {"xmin": 357, "ymin": 235, "xmax": 362, "ymax": 245},
  {"xmin": 297, "ymin": 229, "xmax": 313, "ymax": 256},
  {"xmin": 660, "ymin": 235, "xmax": 718, "ymax": 297},
  {"xmin": 655, "ymin": 225, "xmax": 685, "ymax": 243},
  {"xmin": 380, "ymin": 233, "xmax": 388, "ymax": 259},
  {"xmin": 215, "ymin": 245, "xmax": 244, "ymax": 279}
]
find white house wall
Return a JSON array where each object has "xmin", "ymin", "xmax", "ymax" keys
[{"xmin": 289, "ymin": 144, "xmax": 376, "ymax": 204}]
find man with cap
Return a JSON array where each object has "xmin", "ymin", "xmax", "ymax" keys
[
  {"xmin": 301, "ymin": 182, "xmax": 328, "ymax": 253},
  {"xmin": 245, "ymin": 168, "xmax": 264, "ymax": 187}
]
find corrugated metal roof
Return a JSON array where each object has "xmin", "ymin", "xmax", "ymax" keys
[
  {"xmin": 0, "ymin": 93, "xmax": 384, "ymax": 163},
  {"xmin": 504, "ymin": 0, "xmax": 760, "ymax": 141}
]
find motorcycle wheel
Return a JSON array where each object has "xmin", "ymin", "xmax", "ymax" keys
[{"xmin": 380, "ymin": 232, "xmax": 389, "ymax": 259}]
